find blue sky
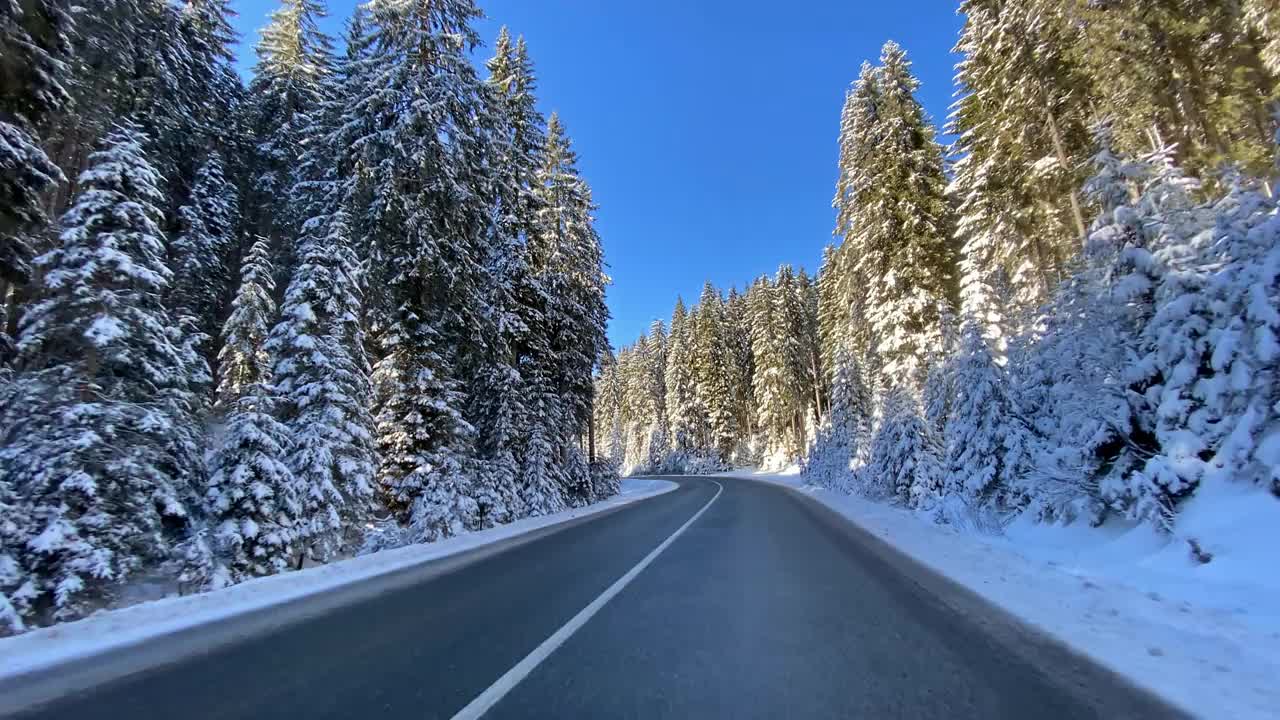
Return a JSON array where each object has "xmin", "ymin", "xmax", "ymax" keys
[{"xmin": 229, "ymin": 0, "xmax": 965, "ymax": 350}]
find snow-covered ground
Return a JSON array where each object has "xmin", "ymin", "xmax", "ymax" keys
[
  {"xmin": 722, "ymin": 469, "xmax": 1280, "ymax": 720},
  {"xmin": 0, "ymin": 478, "xmax": 676, "ymax": 680}
]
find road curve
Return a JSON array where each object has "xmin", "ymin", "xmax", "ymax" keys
[{"xmin": 6, "ymin": 476, "xmax": 1183, "ymax": 719}]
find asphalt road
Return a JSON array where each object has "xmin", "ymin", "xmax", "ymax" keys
[{"xmin": 6, "ymin": 476, "xmax": 1184, "ymax": 719}]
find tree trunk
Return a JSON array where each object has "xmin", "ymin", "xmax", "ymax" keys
[
  {"xmin": 587, "ymin": 396, "xmax": 596, "ymax": 464},
  {"xmin": 1044, "ymin": 106, "xmax": 1088, "ymax": 247}
]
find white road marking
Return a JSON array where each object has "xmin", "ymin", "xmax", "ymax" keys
[{"xmin": 449, "ymin": 480, "xmax": 724, "ymax": 720}]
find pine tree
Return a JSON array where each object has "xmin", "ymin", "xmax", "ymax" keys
[
  {"xmin": 838, "ymin": 43, "xmax": 956, "ymax": 391},
  {"xmin": 692, "ymin": 282, "xmax": 736, "ymax": 459},
  {"xmin": 861, "ymin": 384, "xmax": 945, "ymax": 507},
  {"xmin": 664, "ymin": 297, "xmax": 700, "ymax": 453},
  {"xmin": 1073, "ymin": 0, "xmax": 1279, "ymax": 177},
  {"xmin": 534, "ymin": 113, "xmax": 609, "ymax": 502},
  {"xmin": 950, "ymin": 0, "xmax": 1092, "ymax": 307},
  {"xmin": 267, "ymin": 210, "xmax": 375, "ymax": 559},
  {"xmin": 1199, "ymin": 176, "xmax": 1280, "ymax": 497},
  {"xmin": 943, "ymin": 316, "xmax": 1026, "ymax": 510},
  {"xmin": 0, "ymin": 124, "xmax": 205, "ymax": 621},
  {"xmin": 347, "ymin": 0, "xmax": 493, "ymax": 535},
  {"xmin": 0, "ymin": 0, "xmax": 72, "ymax": 361},
  {"xmin": 245, "ymin": 0, "xmax": 334, "ymax": 286},
  {"xmin": 170, "ymin": 152, "xmax": 241, "ymax": 365},
  {"xmin": 205, "ymin": 386, "xmax": 300, "ymax": 587},
  {"xmin": 803, "ymin": 335, "xmax": 871, "ymax": 491},
  {"xmin": 216, "ymin": 235, "xmax": 276, "ymax": 410},
  {"xmin": 468, "ymin": 26, "xmax": 550, "ymax": 528}
]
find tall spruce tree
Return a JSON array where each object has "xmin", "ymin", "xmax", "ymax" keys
[
  {"xmin": 0, "ymin": 0, "xmax": 72, "ymax": 361},
  {"xmin": 267, "ymin": 210, "xmax": 375, "ymax": 560},
  {"xmin": 837, "ymin": 43, "xmax": 956, "ymax": 392},
  {"xmin": 0, "ymin": 124, "xmax": 206, "ymax": 621},
  {"xmin": 205, "ymin": 385, "xmax": 300, "ymax": 587},
  {"xmin": 216, "ymin": 235, "xmax": 276, "ymax": 410},
  {"xmin": 245, "ymin": 0, "xmax": 334, "ymax": 286}
]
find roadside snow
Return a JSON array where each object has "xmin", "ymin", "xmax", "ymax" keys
[
  {"xmin": 724, "ymin": 469, "xmax": 1280, "ymax": 720},
  {"xmin": 0, "ymin": 478, "xmax": 676, "ymax": 680}
]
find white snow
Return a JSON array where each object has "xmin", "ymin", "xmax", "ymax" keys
[
  {"xmin": 0, "ymin": 478, "xmax": 676, "ymax": 680},
  {"xmin": 722, "ymin": 469, "xmax": 1280, "ymax": 720}
]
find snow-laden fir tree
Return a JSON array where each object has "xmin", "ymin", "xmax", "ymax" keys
[
  {"xmin": 942, "ymin": 315, "xmax": 1029, "ymax": 512},
  {"xmin": 1103, "ymin": 144, "xmax": 1217, "ymax": 528},
  {"xmin": 204, "ymin": 385, "xmax": 300, "ymax": 587},
  {"xmin": 692, "ymin": 282, "xmax": 736, "ymax": 459},
  {"xmin": 1006, "ymin": 126, "xmax": 1150, "ymax": 524},
  {"xmin": 267, "ymin": 210, "xmax": 375, "ymax": 560},
  {"xmin": 664, "ymin": 297, "xmax": 700, "ymax": 454},
  {"xmin": 860, "ymin": 384, "xmax": 945, "ymax": 507},
  {"xmin": 723, "ymin": 286, "xmax": 757, "ymax": 448},
  {"xmin": 467, "ymin": 26, "xmax": 551, "ymax": 527},
  {"xmin": 592, "ymin": 350, "xmax": 625, "ymax": 468},
  {"xmin": 803, "ymin": 335, "xmax": 871, "ymax": 492},
  {"xmin": 750, "ymin": 275, "xmax": 792, "ymax": 461},
  {"xmin": 533, "ymin": 112, "xmax": 609, "ymax": 504},
  {"xmin": 217, "ymin": 235, "xmax": 276, "ymax": 410},
  {"xmin": 0, "ymin": 124, "xmax": 206, "ymax": 622},
  {"xmin": 170, "ymin": 151, "xmax": 241, "ymax": 363},
  {"xmin": 349, "ymin": 0, "xmax": 495, "ymax": 535},
  {"xmin": 0, "ymin": 0, "xmax": 72, "ymax": 362},
  {"xmin": 245, "ymin": 0, "xmax": 334, "ymax": 283},
  {"xmin": 838, "ymin": 43, "xmax": 956, "ymax": 392},
  {"xmin": 1184, "ymin": 174, "xmax": 1280, "ymax": 495}
]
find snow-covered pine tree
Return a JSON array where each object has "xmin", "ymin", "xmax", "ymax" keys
[
  {"xmin": 950, "ymin": 0, "xmax": 1091, "ymax": 305},
  {"xmin": 840, "ymin": 43, "xmax": 956, "ymax": 392},
  {"xmin": 815, "ymin": 245, "xmax": 843, "ymax": 390},
  {"xmin": 0, "ymin": 461, "xmax": 26, "ymax": 633},
  {"xmin": 1199, "ymin": 174, "xmax": 1280, "ymax": 496},
  {"xmin": 750, "ymin": 273, "xmax": 800, "ymax": 463},
  {"xmin": 467, "ymin": 26, "xmax": 552, "ymax": 528},
  {"xmin": 267, "ymin": 210, "xmax": 375, "ymax": 560},
  {"xmin": 0, "ymin": 0, "xmax": 72, "ymax": 362},
  {"xmin": 534, "ymin": 113, "xmax": 609, "ymax": 504},
  {"xmin": 921, "ymin": 305, "xmax": 958, "ymax": 434},
  {"xmin": 1008, "ymin": 126, "xmax": 1150, "ymax": 525},
  {"xmin": 803, "ymin": 335, "xmax": 870, "ymax": 492},
  {"xmin": 1103, "ymin": 144, "xmax": 1218, "ymax": 528},
  {"xmin": 348, "ymin": 0, "xmax": 493, "ymax": 535},
  {"xmin": 216, "ymin": 235, "xmax": 276, "ymax": 410},
  {"xmin": 643, "ymin": 319, "xmax": 671, "ymax": 470},
  {"xmin": 860, "ymin": 384, "xmax": 945, "ymax": 508},
  {"xmin": 1, "ymin": 124, "xmax": 206, "ymax": 622},
  {"xmin": 692, "ymin": 281, "xmax": 736, "ymax": 460},
  {"xmin": 942, "ymin": 315, "xmax": 1027, "ymax": 512},
  {"xmin": 170, "ymin": 151, "xmax": 242, "ymax": 366},
  {"xmin": 723, "ymin": 286, "xmax": 757, "ymax": 450},
  {"xmin": 204, "ymin": 385, "xmax": 300, "ymax": 587},
  {"xmin": 245, "ymin": 0, "xmax": 334, "ymax": 287},
  {"xmin": 592, "ymin": 349, "xmax": 625, "ymax": 468},
  {"xmin": 373, "ymin": 311, "xmax": 478, "ymax": 539},
  {"xmin": 664, "ymin": 296, "xmax": 700, "ymax": 455}
]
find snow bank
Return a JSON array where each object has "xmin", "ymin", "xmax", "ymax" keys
[
  {"xmin": 726, "ymin": 470, "xmax": 1280, "ymax": 720},
  {"xmin": 0, "ymin": 478, "xmax": 676, "ymax": 680}
]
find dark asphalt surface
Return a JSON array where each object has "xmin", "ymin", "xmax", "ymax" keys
[{"xmin": 7, "ymin": 476, "xmax": 1184, "ymax": 719}]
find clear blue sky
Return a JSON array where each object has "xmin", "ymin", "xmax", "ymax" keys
[{"xmin": 229, "ymin": 0, "xmax": 965, "ymax": 350}]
